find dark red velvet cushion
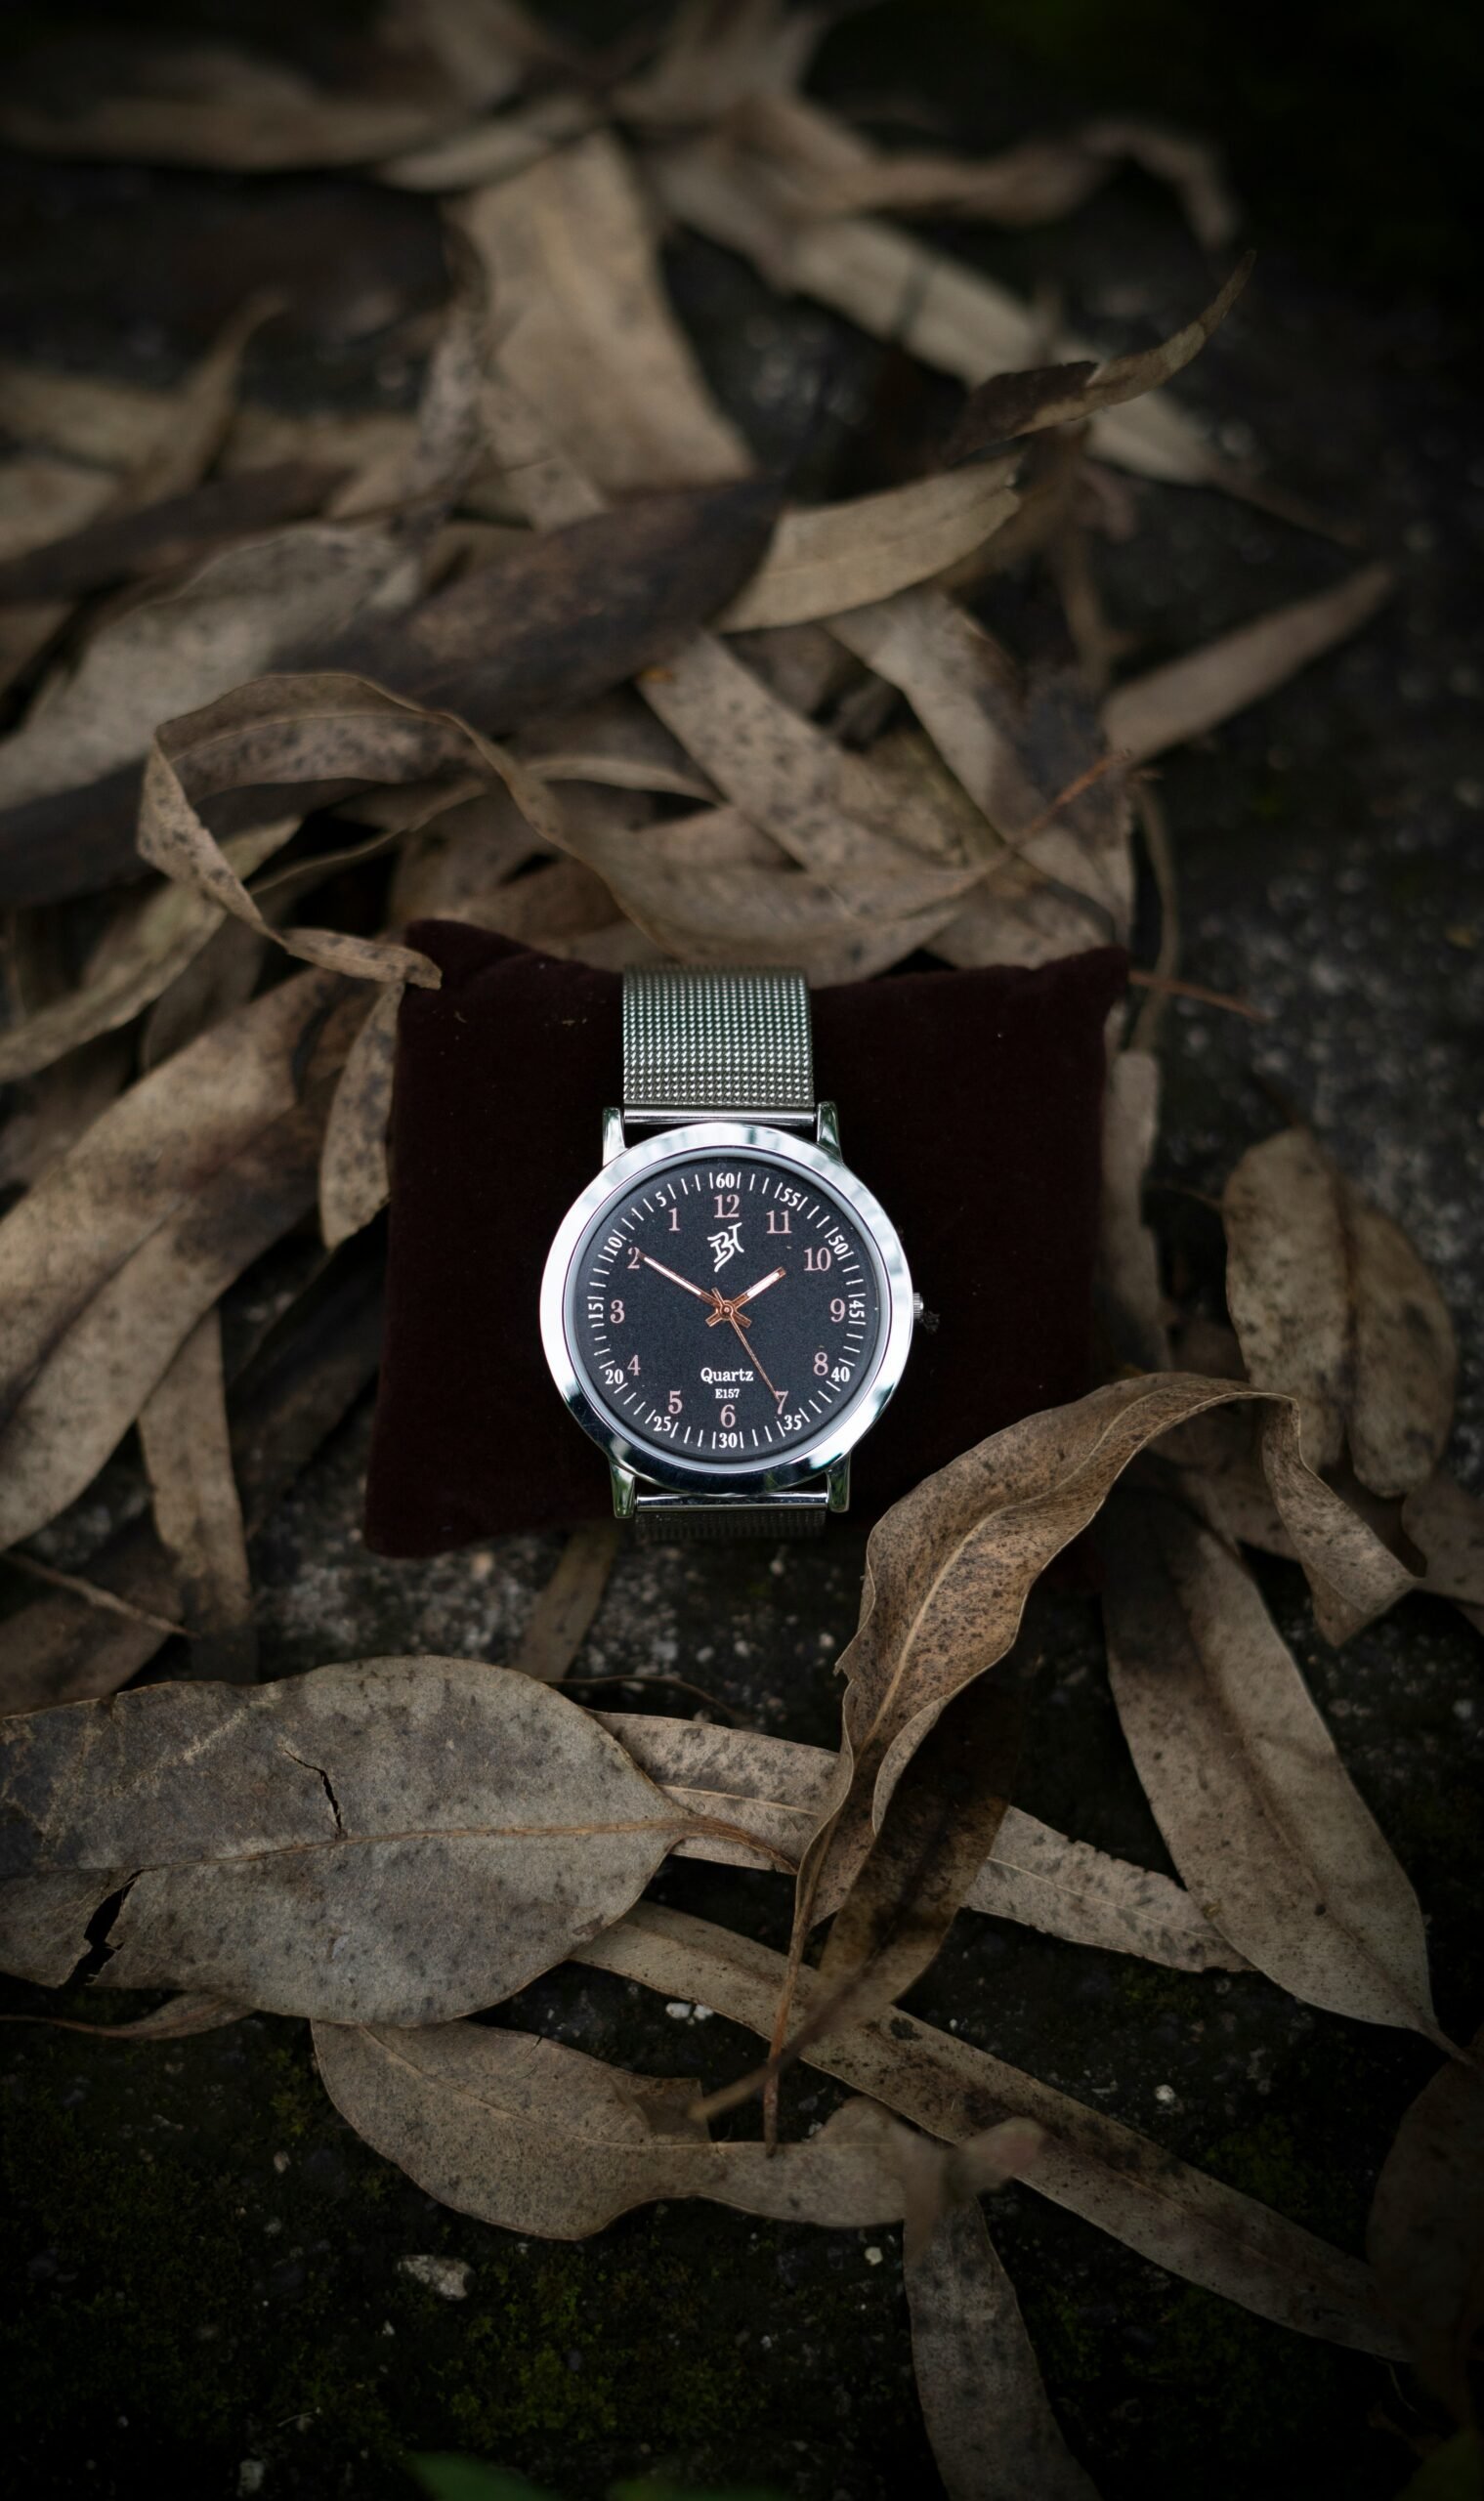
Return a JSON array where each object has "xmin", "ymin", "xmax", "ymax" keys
[{"xmin": 363, "ymin": 929, "xmax": 1127, "ymax": 1551}]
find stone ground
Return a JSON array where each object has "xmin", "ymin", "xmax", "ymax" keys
[{"xmin": 2, "ymin": 7, "xmax": 1481, "ymax": 2498}]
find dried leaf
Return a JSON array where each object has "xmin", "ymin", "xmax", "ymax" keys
[
  {"xmin": 1103, "ymin": 565, "xmax": 1394, "ymax": 762},
  {"xmin": 616, "ymin": 0, "xmax": 828, "ymax": 128},
  {"xmin": 512, "ymin": 1524, "xmax": 622, "ymax": 1685},
  {"xmin": 1101, "ymin": 1492, "xmax": 1446, "ymax": 2043},
  {"xmin": 1096, "ymin": 1043, "xmax": 1170, "ymax": 1372},
  {"xmin": 0, "ymin": 1989, "xmax": 247, "ymax": 2042},
  {"xmin": 598, "ymin": 1713, "xmax": 1247, "ymax": 1974},
  {"xmin": 727, "ymin": 88, "xmax": 1236, "ymax": 250},
  {"xmin": 715, "ymin": 463, "xmax": 1020, "ymax": 632},
  {"xmin": 651, "ymin": 137, "xmax": 1227, "ymax": 487},
  {"xmin": 578, "ymin": 1904, "xmax": 1401, "ymax": 2355},
  {"xmin": 0, "ymin": 40, "xmax": 455, "ymax": 170},
  {"xmin": 763, "ymin": 1378, "xmax": 1416, "ymax": 2113},
  {"xmin": 0, "ymin": 520, "xmax": 415, "ymax": 814},
  {"xmin": 1367, "ymin": 2023, "xmax": 1484, "ymax": 2422},
  {"xmin": 945, "ymin": 257, "xmax": 1251, "ymax": 462},
  {"xmin": 908, "ymin": 2199, "xmax": 1100, "ymax": 2501},
  {"xmin": 136, "ymin": 1310, "xmax": 256, "ymax": 1685},
  {"xmin": 141, "ymin": 913, "xmax": 270, "ymax": 1069},
  {"xmin": 453, "ymin": 130, "xmax": 750, "ymax": 494},
  {"xmin": 379, "ymin": 88, "xmax": 597, "ymax": 190},
  {"xmin": 829, "ymin": 589, "xmax": 1132, "ymax": 934},
  {"xmin": 0, "ymin": 969, "xmax": 346, "ymax": 1549},
  {"xmin": 318, "ymin": 986, "xmax": 403, "ymax": 1248},
  {"xmin": 1224, "ymin": 1126, "xmax": 1458, "ymax": 1496},
  {"xmin": 0, "ymin": 1256, "xmax": 383, "ymax": 1717},
  {"xmin": 314, "ymin": 2018, "xmax": 1039, "ymax": 2239},
  {"xmin": 0, "ymin": 463, "xmax": 346, "ymax": 605},
  {"xmin": 0, "ymin": 1660, "xmax": 707, "ymax": 2022},
  {"xmin": 0, "ymin": 821, "xmax": 293, "ymax": 1083},
  {"xmin": 1402, "ymin": 1471, "xmax": 1484, "ymax": 1627}
]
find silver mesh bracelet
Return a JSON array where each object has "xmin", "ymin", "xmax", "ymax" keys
[
  {"xmin": 623, "ymin": 966, "xmax": 814, "ymax": 1126},
  {"xmin": 620, "ymin": 966, "xmax": 826, "ymax": 1539}
]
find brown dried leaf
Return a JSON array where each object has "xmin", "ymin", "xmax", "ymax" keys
[
  {"xmin": 1103, "ymin": 565, "xmax": 1394, "ymax": 761},
  {"xmin": 1101, "ymin": 1492, "xmax": 1445, "ymax": 2043},
  {"xmin": 1224, "ymin": 1126, "xmax": 1458, "ymax": 1496},
  {"xmin": 0, "ymin": 463, "xmax": 346, "ymax": 605},
  {"xmin": 764, "ymin": 1378, "xmax": 1416, "ymax": 2110},
  {"xmin": 379, "ymin": 88, "xmax": 597, "ymax": 191},
  {"xmin": 0, "ymin": 1660, "xmax": 704, "ymax": 2023},
  {"xmin": 0, "ymin": 1257, "xmax": 383, "ymax": 1718},
  {"xmin": 512, "ymin": 1524, "xmax": 622, "ymax": 1685},
  {"xmin": 0, "ymin": 820, "xmax": 293, "ymax": 1083},
  {"xmin": 1367, "ymin": 2022, "xmax": 1484, "ymax": 2422},
  {"xmin": 1402, "ymin": 1471, "xmax": 1484, "ymax": 1628},
  {"xmin": 945, "ymin": 257, "xmax": 1251, "ymax": 462},
  {"xmin": 0, "ymin": 1989, "xmax": 247, "ymax": 2042},
  {"xmin": 137, "ymin": 1309, "xmax": 256, "ymax": 1685},
  {"xmin": 577, "ymin": 1903, "xmax": 1401, "ymax": 2355},
  {"xmin": 453, "ymin": 130, "xmax": 750, "ymax": 495},
  {"xmin": 1096, "ymin": 1043, "xmax": 1170, "ymax": 1372},
  {"xmin": 0, "ymin": 969, "xmax": 345, "ymax": 1550},
  {"xmin": 651, "ymin": 137, "xmax": 1226, "ymax": 487},
  {"xmin": 0, "ymin": 521, "xmax": 415, "ymax": 813},
  {"xmin": 599, "ymin": 1713, "xmax": 1246, "ymax": 1973},
  {"xmin": 908, "ymin": 2198, "xmax": 1100, "ymax": 2501},
  {"xmin": 0, "ymin": 40, "xmax": 455, "ymax": 170},
  {"xmin": 313, "ymin": 2018, "xmax": 1039, "ymax": 2241},
  {"xmin": 727, "ymin": 88, "xmax": 1236, "ymax": 250},
  {"xmin": 616, "ymin": 0, "xmax": 828, "ymax": 128},
  {"xmin": 318, "ymin": 985, "xmax": 403, "ymax": 1249},
  {"xmin": 715, "ymin": 463, "xmax": 1020, "ymax": 632}
]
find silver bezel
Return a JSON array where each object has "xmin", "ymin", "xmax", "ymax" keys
[{"xmin": 539, "ymin": 1121, "xmax": 913, "ymax": 1498}]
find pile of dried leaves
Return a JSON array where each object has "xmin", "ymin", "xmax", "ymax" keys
[{"xmin": 0, "ymin": 4, "xmax": 1479, "ymax": 2492}]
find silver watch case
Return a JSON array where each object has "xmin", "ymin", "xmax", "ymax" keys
[{"xmin": 539, "ymin": 1118, "xmax": 913, "ymax": 1500}]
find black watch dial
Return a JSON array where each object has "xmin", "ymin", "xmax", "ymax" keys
[{"xmin": 568, "ymin": 1151, "xmax": 886, "ymax": 1465}]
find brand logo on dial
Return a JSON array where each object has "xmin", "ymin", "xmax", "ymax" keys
[{"xmin": 707, "ymin": 1218, "xmax": 743, "ymax": 1271}]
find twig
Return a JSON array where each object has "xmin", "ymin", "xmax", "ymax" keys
[
  {"xmin": 565, "ymin": 1672, "xmax": 746, "ymax": 1722},
  {"xmin": 1127, "ymin": 969, "xmax": 1267, "ymax": 1023},
  {"xmin": 4, "ymin": 1549, "xmax": 191, "ymax": 1640}
]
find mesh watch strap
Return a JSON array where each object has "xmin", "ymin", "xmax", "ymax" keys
[
  {"xmin": 619, "ymin": 966, "xmax": 826, "ymax": 1539},
  {"xmin": 623, "ymin": 966, "xmax": 814, "ymax": 1123}
]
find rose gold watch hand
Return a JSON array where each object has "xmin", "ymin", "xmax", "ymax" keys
[
  {"xmin": 705, "ymin": 1265, "xmax": 785, "ymax": 1326},
  {"xmin": 640, "ymin": 1252, "xmax": 714, "ymax": 1305},
  {"xmin": 727, "ymin": 1311, "xmax": 784, "ymax": 1403}
]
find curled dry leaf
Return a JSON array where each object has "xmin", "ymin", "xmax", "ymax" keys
[
  {"xmin": 0, "ymin": 968, "xmax": 347, "ymax": 1550},
  {"xmin": 578, "ymin": 1903, "xmax": 1401, "ymax": 2356},
  {"xmin": 945, "ymin": 255, "xmax": 1251, "ymax": 463},
  {"xmin": 1103, "ymin": 565, "xmax": 1394, "ymax": 763},
  {"xmin": 760, "ymin": 1376, "xmax": 1415, "ymax": 2116},
  {"xmin": 908, "ymin": 2198, "xmax": 1100, "ymax": 2501},
  {"xmin": 318, "ymin": 985, "xmax": 403, "ymax": 1249},
  {"xmin": 1101, "ymin": 1492, "xmax": 1445, "ymax": 2043},
  {"xmin": 714, "ymin": 462, "xmax": 1021, "ymax": 632},
  {"xmin": 1224, "ymin": 1125, "xmax": 1457, "ymax": 1497},
  {"xmin": 313, "ymin": 2018, "xmax": 1039, "ymax": 2240},
  {"xmin": 452, "ymin": 130, "xmax": 751, "ymax": 496},
  {"xmin": 599, "ymin": 1712, "xmax": 1247, "ymax": 1974},
  {"xmin": 137, "ymin": 670, "xmax": 567, "ymax": 990},
  {"xmin": 1367, "ymin": 2022, "xmax": 1484, "ymax": 2423},
  {"xmin": 0, "ymin": 1660, "xmax": 714, "ymax": 2023},
  {"xmin": 137, "ymin": 1309, "xmax": 257, "ymax": 1686}
]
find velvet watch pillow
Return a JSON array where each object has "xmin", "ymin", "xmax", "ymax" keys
[{"xmin": 363, "ymin": 929, "xmax": 1127, "ymax": 1552}]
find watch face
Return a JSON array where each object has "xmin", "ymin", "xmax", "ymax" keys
[{"xmin": 565, "ymin": 1149, "xmax": 887, "ymax": 1467}]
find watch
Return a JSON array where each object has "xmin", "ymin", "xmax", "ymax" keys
[{"xmin": 539, "ymin": 966, "xmax": 915, "ymax": 1540}]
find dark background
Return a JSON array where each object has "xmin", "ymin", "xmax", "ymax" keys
[{"xmin": 1, "ymin": 5, "xmax": 1481, "ymax": 2499}]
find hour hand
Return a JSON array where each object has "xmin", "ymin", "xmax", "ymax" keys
[
  {"xmin": 640, "ymin": 1253, "xmax": 714, "ymax": 1305},
  {"xmin": 705, "ymin": 1264, "xmax": 785, "ymax": 1324}
]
